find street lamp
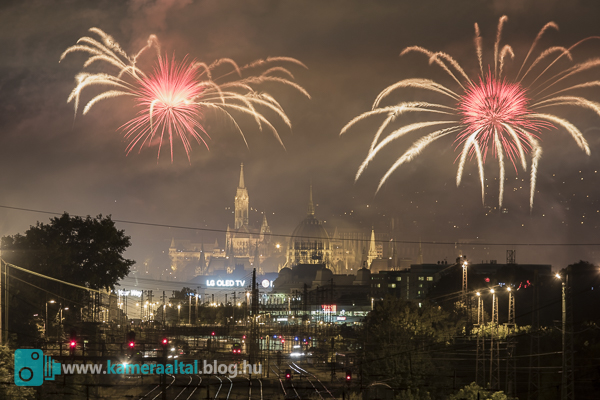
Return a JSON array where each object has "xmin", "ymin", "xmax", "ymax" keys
[
  {"xmin": 45, "ymin": 300, "xmax": 56, "ymax": 339},
  {"xmin": 177, "ymin": 304, "xmax": 181, "ymax": 324},
  {"xmin": 475, "ymin": 292, "xmax": 482, "ymax": 325},
  {"xmin": 555, "ymin": 271, "xmax": 571, "ymax": 400}
]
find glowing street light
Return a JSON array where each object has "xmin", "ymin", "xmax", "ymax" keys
[{"xmin": 45, "ymin": 300, "xmax": 56, "ymax": 338}]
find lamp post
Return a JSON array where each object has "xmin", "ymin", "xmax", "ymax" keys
[
  {"xmin": 476, "ymin": 292, "xmax": 482, "ymax": 325},
  {"xmin": 177, "ymin": 304, "xmax": 181, "ymax": 325},
  {"xmin": 45, "ymin": 300, "xmax": 55, "ymax": 339},
  {"xmin": 555, "ymin": 272, "xmax": 572, "ymax": 400}
]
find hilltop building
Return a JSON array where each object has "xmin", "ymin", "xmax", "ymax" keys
[{"xmin": 169, "ymin": 164, "xmax": 283, "ymax": 281}]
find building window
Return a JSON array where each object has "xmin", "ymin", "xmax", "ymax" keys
[
  {"xmin": 418, "ymin": 276, "xmax": 424, "ymax": 281},
  {"xmin": 396, "ymin": 277, "xmax": 402, "ymax": 281},
  {"xmin": 377, "ymin": 284, "xmax": 381, "ymax": 288},
  {"xmin": 388, "ymin": 284, "xmax": 396, "ymax": 289},
  {"xmin": 427, "ymin": 276, "xmax": 433, "ymax": 281},
  {"xmin": 418, "ymin": 283, "xmax": 423, "ymax": 288}
]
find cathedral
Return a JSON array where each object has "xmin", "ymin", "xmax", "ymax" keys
[
  {"xmin": 168, "ymin": 164, "xmax": 282, "ymax": 281},
  {"xmin": 224, "ymin": 163, "xmax": 278, "ymax": 271},
  {"xmin": 168, "ymin": 164, "xmax": 428, "ymax": 281},
  {"xmin": 283, "ymin": 185, "xmax": 410, "ymax": 274}
]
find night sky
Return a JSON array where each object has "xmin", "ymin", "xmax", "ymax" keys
[{"xmin": 1, "ymin": 0, "xmax": 600, "ymax": 275}]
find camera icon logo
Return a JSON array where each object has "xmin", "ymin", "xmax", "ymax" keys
[{"xmin": 14, "ymin": 349, "xmax": 61, "ymax": 386}]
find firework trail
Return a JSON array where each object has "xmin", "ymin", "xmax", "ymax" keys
[
  {"xmin": 61, "ymin": 28, "xmax": 309, "ymax": 161},
  {"xmin": 342, "ymin": 16, "xmax": 599, "ymax": 210}
]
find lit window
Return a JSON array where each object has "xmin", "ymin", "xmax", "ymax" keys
[
  {"xmin": 427, "ymin": 276, "xmax": 433, "ymax": 281},
  {"xmin": 396, "ymin": 277, "xmax": 402, "ymax": 281},
  {"xmin": 419, "ymin": 283, "xmax": 423, "ymax": 288},
  {"xmin": 377, "ymin": 284, "xmax": 381, "ymax": 288},
  {"xmin": 388, "ymin": 284, "xmax": 396, "ymax": 288},
  {"xmin": 418, "ymin": 276, "xmax": 424, "ymax": 281}
]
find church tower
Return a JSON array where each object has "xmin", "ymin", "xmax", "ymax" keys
[
  {"xmin": 367, "ymin": 228, "xmax": 378, "ymax": 268},
  {"xmin": 234, "ymin": 163, "xmax": 249, "ymax": 229}
]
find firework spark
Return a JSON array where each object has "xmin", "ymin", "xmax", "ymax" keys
[
  {"xmin": 342, "ymin": 16, "xmax": 598, "ymax": 210},
  {"xmin": 61, "ymin": 28, "xmax": 309, "ymax": 161}
]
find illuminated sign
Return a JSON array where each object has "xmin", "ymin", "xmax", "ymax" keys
[
  {"xmin": 337, "ymin": 316, "xmax": 346, "ymax": 321},
  {"xmin": 206, "ymin": 279, "xmax": 246, "ymax": 287},
  {"xmin": 261, "ymin": 279, "xmax": 270, "ymax": 288},
  {"xmin": 118, "ymin": 290, "xmax": 143, "ymax": 297},
  {"xmin": 277, "ymin": 318, "xmax": 288, "ymax": 322},
  {"xmin": 321, "ymin": 305, "xmax": 337, "ymax": 313}
]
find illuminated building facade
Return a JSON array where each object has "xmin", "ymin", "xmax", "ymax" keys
[{"xmin": 169, "ymin": 164, "xmax": 281, "ymax": 281}]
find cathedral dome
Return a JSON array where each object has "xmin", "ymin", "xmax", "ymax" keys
[
  {"xmin": 286, "ymin": 185, "xmax": 332, "ymax": 266},
  {"xmin": 290, "ymin": 215, "xmax": 330, "ymax": 248}
]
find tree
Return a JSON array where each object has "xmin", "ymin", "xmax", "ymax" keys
[
  {"xmin": 0, "ymin": 345, "xmax": 34, "ymax": 399},
  {"xmin": 448, "ymin": 382, "xmax": 511, "ymax": 400},
  {"xmin": 1, "ymin": 213, "xmax": 134, "ymax": 345},
  {"xmin": 360, "ymin": 296, "xmax": 463, "ymax": 398}
]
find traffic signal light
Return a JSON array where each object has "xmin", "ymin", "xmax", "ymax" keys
[
  {"xmin": 285, "ymin": 369, "xmax": 292, "ymax": 380},
  {"xmin": 69, "ymin": 329, "xmax": 77, "ymax": 353},
  {"xmin": 346, "ymin": 370, "xmax": 352, "ymax": 382},
  {"xmin": 126, "ymin": 330, "xmax": 136, "ymax": 351},
  {"xmin": 211, "ymin": 331, "xmax": 215, "ymax": 336},
  {"xmin": 161, "ymin": 338, "xmax": 168, "ymax": 347}
]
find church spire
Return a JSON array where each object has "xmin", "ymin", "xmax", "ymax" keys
[
  {"xmin": 367, "ymin": 227, "xmax": 378, "ymax": 268},
  {"xmin": 238, "ymin": 163, "xmax": 245, "ymax": 189},
  {"xmin": 308, "ymin": 182, "xmax": 315, "ymax": 216},
  {"xmin": 234, "ymin": 163, "xmax": 249, "ymax": 229}
]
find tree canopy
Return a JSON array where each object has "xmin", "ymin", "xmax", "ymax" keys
[
  {"xmin": 360, "ymin": 296, "xmax": 464, "ymax": 399},
  {"xmin": 1, "ymin": 213, "xmax": 134, "ymax": 345}
]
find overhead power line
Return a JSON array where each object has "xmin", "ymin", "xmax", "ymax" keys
[
  {"xmin": 1, "ymin": 203, "xmax": 600, "ymax": 247},
  {"xmin": 3, "ymin": 260, "xmax": 100, "ymax": 293}
]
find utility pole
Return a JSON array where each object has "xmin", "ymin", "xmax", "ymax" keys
[
  {"xmin": 561, "ymin": 268, "xmax": 574, "ymax": 400},
  {"xmin": 4, "ymin": 260, "xmax": 8, "ymax": 342},
  {"xmin": 490, "ymin": 289, "xmax": 500, "ymax": 390},
  {"xmin": 507, "ymin": 287, "xmax": 515, "ymax": 325},
  {"xmin": 162, "ymin": 291, "xmax": 166, "ymax": 326},
  {"xmin": 141, "ymin": 291, "xmax": 144, "ymax": 321},
  {"xmin": 505, "ymin": 287, "xmax": 516, "ymax": 398},
  {"xmin": 232, "ymin": 292, "xmax": 236, "ymax": 322},
  {"xmin": 461, "ymin": 257, "xmax": 468, "ymax": 307},
  {"xmin": 528, "ymin": 270, "xmax": 541, "ymax": 400},
  {"xmin": 0, "ymin": 251, "xmax": 3, "ymax": 346},
  {"xmin": 475, "ymin": 292, "xmax": 485, "ymax": 387},
  {"xmin": 195, "ymin": 289, "xmax": 199, "ymax": 325},
  {"xmin": 188, "ymin": 292, "xmax": 192, "ymax": 324}
]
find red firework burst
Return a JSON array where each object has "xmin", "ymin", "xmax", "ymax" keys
[
  {"xmin": 62, "ymin": 28, "xmax": 309, "ymax": 162},
  {"xmin": 121, "ymin": 56, "xmax": 209, "ymax": 161},
  {"xmin": 343, "ymin": 16, "xmax": 595, "ymax": 210},
  {"xmin": 456, "ymin": 74, "xmax": 549, "ymax": 168}
]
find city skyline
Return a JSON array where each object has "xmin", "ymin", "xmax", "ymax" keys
[{"xmin": 1, "ymin": 0, "xmax": 600, "ymax": 275}]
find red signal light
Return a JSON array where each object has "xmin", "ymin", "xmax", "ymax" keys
[
  {"xmin": 212, "ymin": 331, "xmax": 215, "ymax": 336},
  {"xmin": 69, "ymin": 341, "xmax": 76, "ymax": 348},
  {"xmin": 242, "ymin": 335, "xmax": 246, "ymax": 339},
  {"xmin": 128, "ymin": 341, "xmax": 135, "ymax": 348},
  {"xmin": 161, "ymin": 338, "xmax": 168, "ymax": 345}
]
